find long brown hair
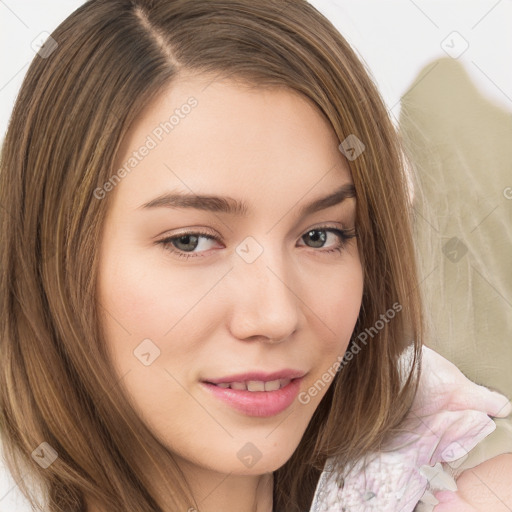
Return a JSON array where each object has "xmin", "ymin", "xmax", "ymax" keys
[{"xmin": 0, "ymin": 1, "xmax": 422, "ymax": 510}]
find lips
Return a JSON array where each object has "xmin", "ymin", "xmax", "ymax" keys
[{"xmin": 201, "ymin": 369, "xmax": 306, "ymax": 417}]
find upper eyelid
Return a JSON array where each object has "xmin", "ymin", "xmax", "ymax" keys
[{"xmin": 160, "ymin": 221, "xmax": 353, "ymax": 240}]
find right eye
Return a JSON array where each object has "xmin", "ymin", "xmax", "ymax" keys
[{"xmin": 158, "ymin": 230, "xmax": 219, "ymax": 260}]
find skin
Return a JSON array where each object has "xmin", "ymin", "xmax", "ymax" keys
[
  {"xmin": 95, "ymin": 74, "xmax": 364, "ymax": 512},
  {"xmin": 434, "ymin": 454, "xmax": 512, "ymax": 511}
]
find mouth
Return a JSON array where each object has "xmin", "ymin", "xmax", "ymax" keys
[
  {"xmin": 200, "ymin": 371, "xmax": 306, "ymax": 417},
  {"xmin": 204, "ymin": 378, "xmax": 293, "ymax": 392}
]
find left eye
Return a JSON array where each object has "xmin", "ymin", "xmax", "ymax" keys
[{"xmin": 157, "ymin": 226, "xmax": 356, "ymax": 260}]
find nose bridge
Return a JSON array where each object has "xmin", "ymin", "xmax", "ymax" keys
[{"xmin": 227, "ymin": 234, "xmax": 299, "ymax": 342}]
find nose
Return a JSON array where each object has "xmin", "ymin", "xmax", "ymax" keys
[{"xmin": 226, "ymin": 243, "xmax": 301, "ymax": 344}]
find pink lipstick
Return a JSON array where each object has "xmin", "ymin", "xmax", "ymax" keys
[{"xmin": 201, "ymin": 370, "xmax": 305, "ymax": 417}]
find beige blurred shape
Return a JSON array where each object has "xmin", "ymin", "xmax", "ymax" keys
[{"xmin": 400, "ymin": 57, "xmax": 512, "ymax": 475}]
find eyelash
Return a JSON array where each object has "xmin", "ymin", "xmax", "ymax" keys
[{"xmin": 157, "ymin": 225, "xmax": 357, "ymax": 261}]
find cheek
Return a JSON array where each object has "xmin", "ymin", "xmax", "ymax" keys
[
  {"xmin": 98, "ymin": 243, "xmax": 220, "ymax": 342},
  {"xmin": 96, "ymin": 248, "xmax": 222, "ymax": 437},
  {"xmin": 322, "ymin": 268, "xmax": 363, "ymax": 333},
  {"xmin": 299, "ymin": 253, "xmax": 364, "ymax": 404},
  {"xmin": 96, "ymin": 243, "xmax": 235, "ymax": 404},
  {"xmin": 315, "ymin": 253, "xmax": 364, "ymax": 349}
]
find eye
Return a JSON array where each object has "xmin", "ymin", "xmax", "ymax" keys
[
  {"xmin": 157, "ymin": 225, "xmax": 357, "ymax": 260},
  {"xmin": 298, "ymin": 226, "xmax": 357, "ymax": 255},
  {"xmin": 158, "ymin": 230, "xmax": 219, "ymax": 260}
]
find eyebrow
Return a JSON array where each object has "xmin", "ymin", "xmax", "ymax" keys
[{"xmin": 138, "ymin": 182, "xmax": 356, "ymax": 217}]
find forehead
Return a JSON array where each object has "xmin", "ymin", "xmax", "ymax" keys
[{"xmin": 110, "ymin": 75, "xmax": 353, "ymax": 212}]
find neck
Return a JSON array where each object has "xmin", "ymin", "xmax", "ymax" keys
[
  {"xmin": 181, "ymin": 459, "xmax": 274, "ymax": 512},
  {"xmin": 84, "ymin": 463, "xmax": 274, "ymax": 512}
]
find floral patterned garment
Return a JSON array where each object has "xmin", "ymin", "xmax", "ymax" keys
[{"xmin": 309, "ymin": 345, "xmax": 512, "ymax": 512}]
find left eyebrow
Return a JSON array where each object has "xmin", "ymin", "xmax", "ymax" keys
[
  {"xmin": 298, "ymin": 183, "xmax": 356, "ymax": 217},
  {"xmin": 138, "ymin": 182, "xmax": 356, "ymax": 217}
]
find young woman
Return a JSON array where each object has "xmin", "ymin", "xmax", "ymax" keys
[{"xmin": 1, "ymin": 1, "xmax": 510, "ymax": 511}]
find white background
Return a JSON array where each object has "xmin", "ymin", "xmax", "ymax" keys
[{"xmin": 1, "ymin": 1, "xmax": 511, "ymax": 510}]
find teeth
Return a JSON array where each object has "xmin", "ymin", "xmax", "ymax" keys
[
  {"xmin": 264, "ymin": 379, "xmax": 281, "ymax": 391},
  {"xmin": 213, "ymin": 378, "xmax": 293, "ymax": 391},
  {"xmin": 247, "ymin": 380, "xmax": 265, "ymax": 392}
]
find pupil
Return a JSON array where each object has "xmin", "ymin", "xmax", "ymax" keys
[
  {"xmin": 178, "ymin": 235, "xmax": 198, "ymax": 251},
  {"xmin": 308, "ymin": 230, "xmax": 326, "ymax": 248}
]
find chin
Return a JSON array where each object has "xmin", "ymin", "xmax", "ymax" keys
[{"xmin": 190, "ymin": 442, "xmax": 299, "ymax": 477}]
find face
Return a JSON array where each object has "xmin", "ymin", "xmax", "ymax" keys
[{"xmin": 96, "ymin": 74, "xmax": 363, "ymax": 479}]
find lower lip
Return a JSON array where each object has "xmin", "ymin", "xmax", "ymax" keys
[{"xmin": 201, "ymin": 378, "xmax": 303, "ymax": 417}]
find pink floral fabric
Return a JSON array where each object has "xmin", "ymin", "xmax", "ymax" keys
[{"xmin": 309, "ymin": 345, "xmax": 512, "ymax": 512}]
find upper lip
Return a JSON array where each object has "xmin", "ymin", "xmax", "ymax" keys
[{"xmin": 203, "ymin": 369, "xmax": 306, "ymax": 384}]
